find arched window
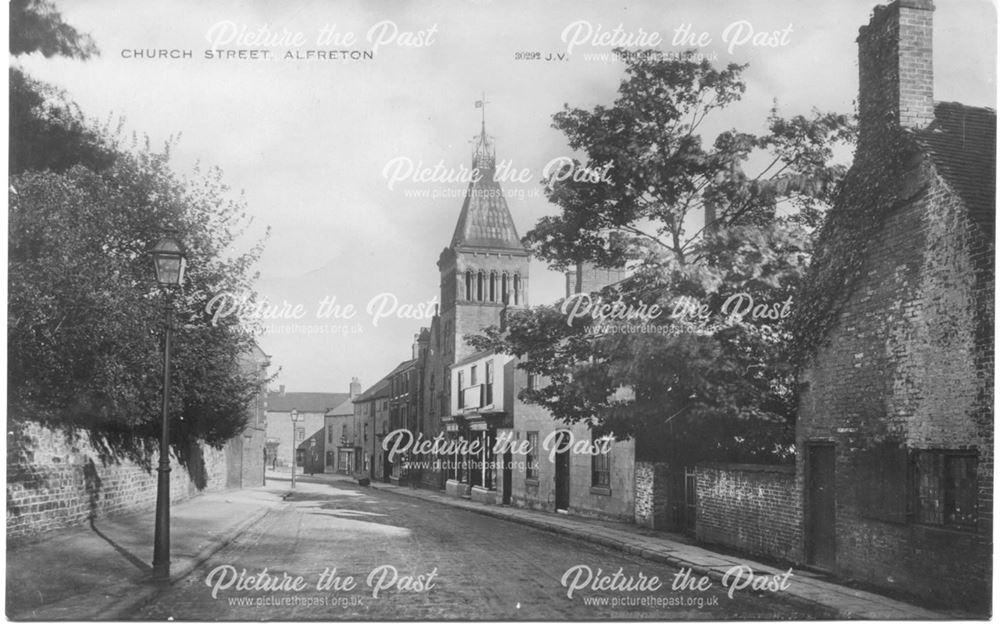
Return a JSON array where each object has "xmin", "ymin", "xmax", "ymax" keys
[
  {"xmin": 489, "ymin": 271, "xmax": 497, "ymax": 302},
  {"xmin": 513, "ymin": 273, "xmax": 521, "ymax": 305},
  {"xmin": 501, "ymin": 272, "xmax": 509, "ymax": 304},
  {"xmin": 465, "ymin": 270, "xmax": 473, "ymax": 301},
  {"xmin": 477, "ymin": 271, "xmax": 484, "ymax": 301}
]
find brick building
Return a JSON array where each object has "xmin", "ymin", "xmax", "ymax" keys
[{"xmin": 796, "ymin": 0, "xmax": 994, "ymax": 611}]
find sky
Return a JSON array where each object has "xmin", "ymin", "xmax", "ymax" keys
[{"xmin": 14, "ymin": 0, "xmax": 996, "ymax": 394}]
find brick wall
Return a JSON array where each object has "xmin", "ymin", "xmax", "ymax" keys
[
  {"xmin": 7, "ymin": 420, "xmax": 230, "ymax": 542},
  {"xmin": 695, "ymin": 463, "xmax": 801, "ymax": 563}
]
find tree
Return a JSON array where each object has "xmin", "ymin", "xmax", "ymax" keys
[
  {"xmin": 10, "ymin": 0, "xmax": 98, "ymax": 59},
  {"xmin": 8, "ymin": 0, "xmax": 271, "ymax": 471},
  {"xmin": 9, "ymin": 145, "xmax": 270, "ymax": 469},
  {"xmin": 10, "ymin": 0, "xmax": 113, "ymax": 174},
  {"xmin": 471, "ymin": 50, "xmax": 854, "ymax": 464}
]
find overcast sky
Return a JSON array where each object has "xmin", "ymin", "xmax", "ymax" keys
[{"xmin": 15, "ymin": 0, "xmax": 996, "ymax": 394}]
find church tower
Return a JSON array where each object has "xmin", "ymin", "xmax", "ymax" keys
[{"xmin": 437, "ymin": 112, "xmax": 530, "ymax": 366}]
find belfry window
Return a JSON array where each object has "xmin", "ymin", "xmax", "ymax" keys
[
  {"xmin": 465, "ymin": 270, "xmax": 473, "ymax": 301},
  {"xmin": 477, "ymin": 271, "xmax": 484, "ymax": 301},
  {"xmin": 513, "ymin": 273, "xmax": 521, "ymax": 305},
  {"xmin": 501, "ymin": 272, "xmax": 509, "ymax": 304},
  {"xmin": 489, "ymin": 271, "xmax": 497, "ymax": 302}
]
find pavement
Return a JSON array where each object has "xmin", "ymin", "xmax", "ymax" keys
[
  {"xmin": 5, "ymin": 471, "xmax": 959, "ymax": 621},
  {"xmin": 6, "ymin": 483, "xmax": 288, "ymax": 620},
  {"xmin": 343, "ymin": 474, "xmax": 955, "ymax": 621}
]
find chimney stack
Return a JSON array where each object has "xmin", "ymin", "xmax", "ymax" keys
[
  {"xmin": 349, "ymin": 377, "xmax": 361, "ymax": 399},
  {"xmin": 857, "ymin": 0, "xmax": 935, "ymax": 135}
]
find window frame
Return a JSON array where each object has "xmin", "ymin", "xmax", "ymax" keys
[
  {"xmin": 912, "ymin": 449, "xmax": 978, "ymax": 531},
  {"xmin": 525, "ymin": 431, "xmax": 539, "ymax": 481}
]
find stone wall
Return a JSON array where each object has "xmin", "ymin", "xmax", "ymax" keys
[
  {"xmin": 634, "ymin": 461, "xmax": 672, "ymax": 530},
  {"xmin": 695, "ymin": 464, "xmax": 801, "ymax": 563},
  {"xmin": 7, "ymin": 420, "xmax": 231, "ymax": 542}
]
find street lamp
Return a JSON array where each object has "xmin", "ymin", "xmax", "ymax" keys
[
  {"xmin": 150, "ymin": 230, "xmax": 187, "ymax": 581},
  {"xmin": 290, "ymin": 408, "xmax": 299, "ymax": 489}
]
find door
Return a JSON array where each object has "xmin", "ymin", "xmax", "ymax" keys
[
  {"xmin": 554, "ymin": 431, "xmax": 570, "ymax": 511},
  {"xmin": 806, "ymin": 444, "xmax": 836, "ymax": 570},
  {"xmin": 502, "ymin": 449, "xmax": 512, "ymax": 505}
]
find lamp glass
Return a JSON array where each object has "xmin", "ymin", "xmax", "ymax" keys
[{"xmin": 151, "ymin": 236, "xmax": 187, "ymax": 286}]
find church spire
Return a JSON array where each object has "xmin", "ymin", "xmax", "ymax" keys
[
  {"xmin": 448, "ymin": 97, "xmax": 523, "ymax": 251},
  {"xmin": 473, "ymin": 93, "xmax": 495, "ymax": 171}
]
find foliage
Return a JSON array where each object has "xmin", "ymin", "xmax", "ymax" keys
[
  {"xmin": 9, "ymin": 144, "xmax": 270, "ymax": 468},
  {"xmin": 10, "ymin": 0, "xmax": 99, "ymax": 59},
  {"xmin": 9, "ymin": 67, "xmax": 118, "ymax": 175},
  {"xmin": 472, "ymin": 49, "xmax": 854, "ymax": 464},
  {"xmin": 788, "ymin": 119, "xmax": 914, "ymax": 361}
]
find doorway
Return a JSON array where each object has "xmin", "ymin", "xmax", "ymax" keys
[
  {"xmin": 806, "ymin": 443, "xmax": 836, "ymax": 570},
  {"xmin": 554, "ymin": 431, "xmax": 570, "ymax": 511}
]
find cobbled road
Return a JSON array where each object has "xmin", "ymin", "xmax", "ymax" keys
[{"xmin": 133, "ymin": 476, "xmax": 819, "ymax": 621}]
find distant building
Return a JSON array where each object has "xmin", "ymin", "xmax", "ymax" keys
[
  {"xmin": 265, "ymin": 386, "xmax": 351, "ymax": 469},
  {"xmin": 324, "ymin": 377, "xmax": 361, "ymax": 473},
  {"xmin": 352, "ymin": 374, "xmax": 391, "ymax": 480},
  {"xmin": 796, "ymin": 0, "xmax": 994, "ymax": 611},
  {"xmin": 225, "ymin": 341, "xmax": 271, "ymax": 488}
]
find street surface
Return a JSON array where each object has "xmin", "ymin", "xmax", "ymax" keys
[{"xmin": 134, "ymin": 476, "xmax": 818, "ymax": 620}]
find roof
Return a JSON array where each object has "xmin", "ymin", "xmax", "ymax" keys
[
  {"xmin": 917, "ymin": 102, "xmax": 996, "ymax": 234},
  {"xmin": 295, "ymin": 427, "xmax": 326, "ymax": 450},
  {"xmin": 325, "ymin": 397, "xmax": 355, "ymax": 417},
  {"xmin": 266, "ymin": 392, "xmax": 350, "ymax": 413},
  {"xmin": 449, "ymin": 126, "xmax": 526, "ymax": 251},
  {"xmin": 354, "ymin": 359, "xmax": 417, "ymax": 403}
]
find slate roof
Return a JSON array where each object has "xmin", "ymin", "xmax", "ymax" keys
[
  {"xmin": 354, "ymin": 359, "xmax": 417, "ymax": 403},
  {"xmin": 449, "ymin": 126, "xmax": 526, "ymax": 251},
  {"xmin": 917, "ymin": 101, "xmax": 996, "ymax": 236},
  {"xmin": 325, "ymin": 397, "xmax": 355, "ymax": 417},
  {"xmin": 266, "ymin": 392, "xmax": 350, "ymax": 414}
]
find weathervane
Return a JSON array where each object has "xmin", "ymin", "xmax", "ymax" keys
[{"xmin": 475, "ymin": 92, "xmax": 490, "ymax": 132}]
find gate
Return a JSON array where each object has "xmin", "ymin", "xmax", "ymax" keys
[{"xmin": 683, "ymin": 466, "xmax": 697, "ymax": 535}]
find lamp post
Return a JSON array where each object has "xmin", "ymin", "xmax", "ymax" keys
[
  {"xmin": 309, "ymin": 437, "xmax": 317, "ymax": 476},
  {"xmin": 290, "ymin": 408, "xmax": 299, "ymax": 489},
  {"xmin": 150, "ymin": 231, "xmax": 187, "ymax": 581}
]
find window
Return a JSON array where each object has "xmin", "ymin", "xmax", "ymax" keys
[
  {"xmin": 527, "ymin": 373, "xmax": 537, "ymax": 391},
  {"xmin": 489, "ymin": 271, "xmax": 497, "ymax": 302},
  {"xmin": 592, "ymin": 441, "xmax": 611, "ymax": 488},
  {"xmin": 857, "ymin": 440, "xmax": 908, "ymax": 523},
  {"xmin": 457, "ymin": 371, "xmax": 465, "ymax": 408},
  {"xmin": 430, "ymin": 373, "xmax": 436, "ymax": 390},
  {"xmin": 485, "ymin": 361, "xmax": 494, "ymax": 406},
  {"xmin": 914, "ymin": 451, "xmax": 977, "ymax": 530},
  {"xmin": 470, "ymin": 365, "xmax": 478, "ymax": 385},
  {"xmin": 327, "ymin": 424, "xmax": 333, "ymax": 443},
  {"xmin": 296, "ymin": 427, "xmax": 305, "ymax": 441},
  {"xmin": 526, "ymin": 431, "xmax": 539, "ymax": 480},
  {"xmin": 513, "ymin": 273, "xmax": 521, "ymax": 305},
  {"xmin": 477, "ymin": 271, "xmax": 484, "ymax": 301},
  {"xmin": 501, "ymin": 272, "xmax": 509, "ymax": 304},
  {"xmin": 465, "ymin": 270, "xmax": 473, "ymax": 301}
]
